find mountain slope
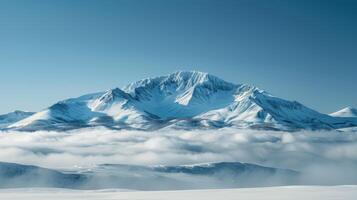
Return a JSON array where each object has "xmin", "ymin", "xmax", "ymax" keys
[
  {"xmin": 5, "ymin": 71, "xmax": 357, "ymax": 131},
  {"xmin": 9, "ymin": 93, "xmax": 106, "ymax": 131},
  {"xmin": 186, "ymin": 88, "xmax": 357, "ymax": 131},
  {"xmin": 330, "ymin": 107, "xmax": 357, "ymax": 118},
  {"xmin": 0, "ymin": 111, "xmax": 34, "ymax": 129}
]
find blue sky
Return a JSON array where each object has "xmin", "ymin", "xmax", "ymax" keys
[{"xmin": 0, "ymin": 0, "xmax": 356, "ymax": 114}]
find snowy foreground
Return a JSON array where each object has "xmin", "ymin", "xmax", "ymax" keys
[{"xmin": 0, "ymin": 186, "xmax": 356, "ymax": 200}]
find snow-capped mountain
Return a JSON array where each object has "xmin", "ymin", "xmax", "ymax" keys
[
  {"xmin": 0, "ymin": 111, "xmax": 34, "ymax": 129},
  {"xmin": 330, "ymin": 107, "xmax": 357, "ymax": 118},
  {"xmin": 4, "ymin": 71, "xmax": 357, "ymax": 131}
]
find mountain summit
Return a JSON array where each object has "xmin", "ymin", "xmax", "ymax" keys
[{"xmin": 4, "ymin": 71, "xmax": 357, "ymax": 131}]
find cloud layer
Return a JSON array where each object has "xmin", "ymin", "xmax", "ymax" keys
[{"xmin": 0, "ymin": 128, "xmax": 357, "ymax": 185}]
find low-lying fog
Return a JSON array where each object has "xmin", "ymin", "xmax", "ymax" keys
[{"xmin": 0, "ymin": 128, "xmax": 357, "ymax": 186}]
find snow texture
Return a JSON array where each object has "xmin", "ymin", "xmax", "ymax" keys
[{"xmin": 0, "ymin": 186, "xmax": 356, "ymax": 200}]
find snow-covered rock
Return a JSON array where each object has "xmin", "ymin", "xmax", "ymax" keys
[{"xmin": 4, "ymin": 71, "xmax": 357, "ymax": 131}]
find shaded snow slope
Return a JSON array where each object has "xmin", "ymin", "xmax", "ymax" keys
[{"xmin": 0, "ymin": 111, "xmax": 34, "ymax": 129}]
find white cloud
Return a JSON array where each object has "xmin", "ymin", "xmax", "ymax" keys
[{"xmin": 0, "ymin": 127, "xmax": 357, "ymax": 185}]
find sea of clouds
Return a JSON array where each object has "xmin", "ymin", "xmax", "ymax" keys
[{"xmin": 0, "ymin": 127, "xmax": 357, "ymax": 185}]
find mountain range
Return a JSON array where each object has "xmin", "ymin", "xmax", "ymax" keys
[
  {"xmin": 1, "ymin": 71, "xmax": 356, "ymax": 131},
  {"xmin": 0, "ymin": 161, "xmax": 298, "ymax": 189}
]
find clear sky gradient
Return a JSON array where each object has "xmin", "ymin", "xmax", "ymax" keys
[{"xmin": 0, "ymin": 0, "xmax": 356, "ymax": 114}]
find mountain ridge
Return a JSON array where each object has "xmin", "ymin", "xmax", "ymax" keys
[
  {"xmin": 0, "ymin": 111, "xmax": 35, "ymax": 129},
  {"xmin": 2, "ymin": 71, "xmax": 357, "ymax": 131},
  {"xmin": 0, "ymin": 161, "xmax": 298, "ymax": 189}
]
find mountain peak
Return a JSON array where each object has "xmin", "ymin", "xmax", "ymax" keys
[
  {"xmin": 330, "ymin": 107, "xmax": 357, "ymax": 118},
  {"xmin": 168, "ymin": 71, "xmax": 210, "ymax": 83},
  {"xmin": 123, "ymin": 71, "xmax": 236, "ymax": 97},
  {"xmin": 91, "ymin": 88, "xmax": 131, "ymax": 111},
  {"xmin": 107, "ymin": 88, "xmax": 131, "ymax": 99},
  {"xmin": 166, "ymin": 71, "xmax": 236, "ymax": 90},
  {"xmin": 171, "ymin": 70, "xmax": 209, "ymax": 78}
]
